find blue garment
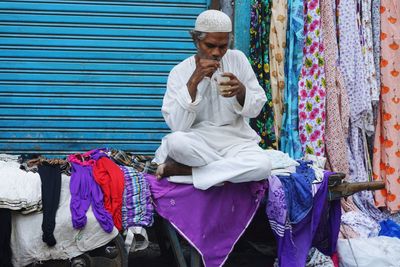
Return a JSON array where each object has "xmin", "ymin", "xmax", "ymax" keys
[
  {"xmin": 277, "ymin": 161, "xmax": 315, "ymax": 223},
  {"xmin": 379, "ymin": 219, "xmax": 400, "ymax": 239},
  {"xmin": 280, "ymin": 0, "xmax": 304, "ymax": 159}
]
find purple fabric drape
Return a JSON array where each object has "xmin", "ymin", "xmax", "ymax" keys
[{"xmin": 145, "ymin": 174, "xmax": 267, "ymax": 267}]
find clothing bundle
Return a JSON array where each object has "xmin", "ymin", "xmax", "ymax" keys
[
  {"xmin": 0, "ymin": 148, "xmax": 155, "ymax": 265},
  {"xmin": 147, "ymin": 159, "xmax": 339, "ymax": 267},
  {"xmin": 267, "ymin": 163, "xmax": 340, "ymax": 267},
  {"xmin": 67, "ymin": 148, "xmax": 154, "ymax": 232},
  {"xmin": 248, "ymin": 0, "xmax": 400, "ymax": 236},
  {"xmin": 247, "ymin": 0, "xmax": 400, "ymax": 265}
]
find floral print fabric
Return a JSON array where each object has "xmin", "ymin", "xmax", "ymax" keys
[
  {"xmin": 269, "ymin": 0, "xmax": 288, "ymax": 144},
  {"xmin": 249, "ymin": 0, "xmax": 277, "ymax": 149},
  {"xmin": 337, "ymin": 0, "xmax": 371, "ymax": 126},
  {"xmin": 360, "ymin": 0, "xmax": 380, "ymax": 102},
  {"xmin": 337, "ymin": 0, "xmax": 383, "ymax": 220},
  {"xmin": 373, "ymin": 0, "xmax": 400, "ymax": 212},
  {"xmin": 280, "ymin": 0, "xmax": 304, "ymax": 159},
  {"xmin": 320, "ymin": 0, "xmax": 350, "ymax": 175},
  {"xmin": 297, "ymin": 0, "xmax": 326, "ymax": 156},
  {"xmin": 372, "ymin": 0, "xmax": 381, "ymax": 97}
]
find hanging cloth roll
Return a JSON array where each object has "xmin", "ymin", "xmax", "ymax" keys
[
  {"xmin": 269, "ymin": 0, "xmax": 288, "ymax": 145},
  {"xmin": 280, "ymin": 0, "xmax": 304, "ymax": 159},
  {"xmin": 372, "ymin": 0, "xmax": 400, "ymax": 213},
  {"xmin": 320, "ymin": 0, "xmax": 350, "ymax": 175},
  {"xmin": 248, "ymin": 0, "xmax": 277, "ymax": 149},
  {"xmin": 297, "ymin": 0, "xmax": 327, "ymax": 157}
]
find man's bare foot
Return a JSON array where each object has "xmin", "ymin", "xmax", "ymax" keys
[{"xmin": 156, "ymin": 157, "xmax": 192, "ymax": 179}]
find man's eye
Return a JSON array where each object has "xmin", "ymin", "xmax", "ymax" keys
[{"xmin": 206, "ymin": 44, "xmax": 215, "ymax": 48}]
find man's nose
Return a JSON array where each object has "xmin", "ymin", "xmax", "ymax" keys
[{"xmin": 211, "ymin": 48, "xmax": 222, "ymax": 59}]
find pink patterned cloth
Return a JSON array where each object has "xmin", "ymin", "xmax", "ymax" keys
[
  {"xmin": 298, "ymin": 0, "xmax": 326, "ymax": 156},
  {"xmin": 320, "ymin": 0, "xmax": 349, "ymax": 175},
  {"xmin": 373, "ymin": 0, "xmax": 400, "ymax": 212}
]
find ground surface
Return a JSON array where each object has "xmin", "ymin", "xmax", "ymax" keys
[
  {"xmin": 29, "ymin": 208, "xmax": 277, "ymax": 267},
  {"xmin": 128, "ymin": 238, "xmax": 276, "ymax": 267}
]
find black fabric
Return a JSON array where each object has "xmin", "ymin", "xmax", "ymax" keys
[
  {"xmin": 0, "ymin": 209, "xmax": 13, "ymax": 267},
  {"xmin": 38, "ymin": 164, "xmax": 62, "ymax": 247}
]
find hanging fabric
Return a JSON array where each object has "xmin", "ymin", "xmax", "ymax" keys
[
  {"xmin": 372, "ymin": 0, "xmax": 382, "ymax": 99},
  {"xmin": 361, "ymin": 0, "xmax": 380, "ymax": 165},
  {"xmin": 320, "ymin": 0, "xmax": 349, "ymax": 175},
  {"xmin": 360, "ymin": 0, "xmax": 380, "ymax": 103},
  {"xmin": 269, "ymin": 0, "xmax": 288, "ymax": 144},
  {"xmin": 373, "ymin": 0, "xmax": 400, "ymax": 213},
  {"xmin": 336, "ymin": 0, "xmax": 383, "ymax": 221},
  {"xmin": 369, "ymin": 0, "xmax": 382, "ymax": 166},
  {"xmin": 280, "ymin": 0, "xmax": 304, "ymax": 159},
  {"xmin": 297, "ymin": 0, "xmax": 327, "ymax": 156},
  {"xmin": 320, "ymin": 0, "xmax": 364, "ymax": 216},
  {"xmin": 249, "ymin": 0, "xmax": 278, "ymax": 149}
]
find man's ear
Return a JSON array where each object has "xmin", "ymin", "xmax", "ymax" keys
[{"xmin": 193, "ymin": 39, "xmax": 199, "ymax": 48}]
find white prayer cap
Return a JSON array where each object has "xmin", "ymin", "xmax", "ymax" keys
[{"xmin": 194, "ymin": 10, "xmax": 232, "ymax": 33}]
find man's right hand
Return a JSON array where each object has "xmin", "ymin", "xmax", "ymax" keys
[{"xmin": 186, "ymin": 55, "xmax": 220, "ymax": 102}]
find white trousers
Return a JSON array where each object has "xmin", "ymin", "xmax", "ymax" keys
[{"xmin": 163, "ymin": 131, "xmax": 272, "ymax": 190}]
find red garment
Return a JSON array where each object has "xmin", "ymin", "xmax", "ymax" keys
[
  {"xmin": 93, "ymin": 157, "xmax": 124, "ymax": 230},
  {"xmin": 331, "ymin": 252, "xmax": 339, "ymax": 267}
]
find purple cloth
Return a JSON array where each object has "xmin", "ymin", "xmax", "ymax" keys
[
  {"xmin": 69, "ymin": 162, "xmax": 114, "ymax": 233},
  {"xmin": 145, "ymin": 174, "xmax": 267, "ymax": 267},
  {"xmin": 266, "ymin": 175, "xmax": 289, "ymax": 237},
  {"xmin": 87, "ymin": 148, "xmax": 108, "ymax": 161},
  {"xmin": 270, "ymin": 171, "xmax": 341, "ymax": 267},
  {"xmin": 312, "ymin": 195, "xmax": 341, "ymax": 256}
]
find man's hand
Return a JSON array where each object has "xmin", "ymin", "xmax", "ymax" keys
[
  {"xmin": 187, "ymin": 55, "xmax": 220, "ymax": 102},
  {"xmin": 219, "ymin": 72, "xmax": 246, "ymax": 106}
]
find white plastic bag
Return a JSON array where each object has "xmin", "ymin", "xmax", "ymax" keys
[{"xmin": 338, "ymin": 236, "xmax": 400, "ymax": 267}]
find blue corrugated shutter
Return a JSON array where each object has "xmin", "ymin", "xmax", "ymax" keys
[{"xmin": 0, "ymin": 0, "xmax": 209, "ymax": 157}]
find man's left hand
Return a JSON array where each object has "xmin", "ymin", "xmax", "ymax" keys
[{"xmin": 219, "ymin": 72, "xmax": 246, "ymax": 105}]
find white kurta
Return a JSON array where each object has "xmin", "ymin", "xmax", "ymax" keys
[{"xmin": 154, "ymin": 49, "xmax": 272, "ymax": 190}]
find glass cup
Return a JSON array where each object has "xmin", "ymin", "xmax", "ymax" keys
[{"xmin": 215, "ymin": 72, "xmax": 231, "ymax": 95}]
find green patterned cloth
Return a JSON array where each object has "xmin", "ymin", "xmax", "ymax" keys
[{"xmin": 248, "ymin": 0, "xmax": 277, "ymax": 149}]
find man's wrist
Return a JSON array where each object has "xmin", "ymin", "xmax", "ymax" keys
[
  {"xmin": 187, "ymin": 78, "xmax": 200, "ymax": 102},
  {"xmin": 236, "ymin": 87, "xmax": 246, "ymax": 106},
  {"xmin": 186, "ymin": 78, "xmax": 198, "ymax": 90}
]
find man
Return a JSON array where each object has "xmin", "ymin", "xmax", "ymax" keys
[{"xmin": 153, "ymin": 10, "xmax": 272, "ymax": 190}]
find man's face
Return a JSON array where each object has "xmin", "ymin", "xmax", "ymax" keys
[{"xmin": 196, "ymin": 32, "xmax": 229, "ymax": 61}]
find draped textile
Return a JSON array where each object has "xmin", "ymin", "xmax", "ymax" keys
[
  {"xmin": 320, "ymin": 0, "xmax": 349, "ymax": 175},
  {"xmin": 373, "ymin": 0, "xmax": 400, "ymax": 212},
  {"xmin": 298, "ymin": 0, "xmax": 327, "ymax": 156},
  {"xmin": 269, "ymin": 0, "xmax": 288, "ymax": 143},
  {"xmin": 371, "ymin": 0, "xmax": 381, "ymax": 96},
  {"xmin": 280, "ymin": 0, "xmax": 304, "ymax": 159},
  {"xmin": 249, "ymin": 0, "xmax": 277, "ymax": 149},
  {"xmin": 147, "ymin": 174, "xmax": 266, "ymax": 267},
  {"xmin": 359, "ymin": 0, "xmax": 379, "ymax": 103},
  {"xmin": 337, "ymin": 0, "xmax": 383, "ymax": 219}
]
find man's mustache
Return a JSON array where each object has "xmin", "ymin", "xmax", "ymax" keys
[{"xmin": 197, "ymin": 53, "xmax": 221, "ymax": 61}]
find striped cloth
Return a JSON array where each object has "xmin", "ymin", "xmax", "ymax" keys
[
  {"xmin": 120, "ymin": 166, "xmax": 154, "ymax": 229},
  {"xmin": 110, "ymin": 149, "xmax": 157, "ymax": 174}
]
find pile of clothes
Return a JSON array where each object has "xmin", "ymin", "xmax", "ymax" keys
[{"xmin": 0, "ymin": 149, "xmax": 155, "ymax": 266}]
